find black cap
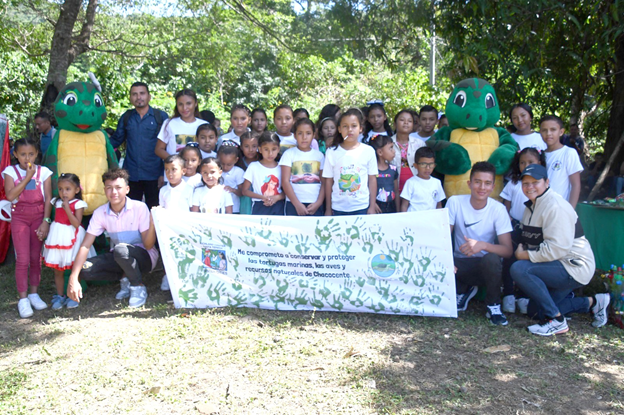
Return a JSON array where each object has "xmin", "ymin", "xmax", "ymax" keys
[{"xmin": 520, "ymin": 164, "xmax": 548, "ymax": 180}]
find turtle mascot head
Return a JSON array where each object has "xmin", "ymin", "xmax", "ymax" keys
[
  {"xmin": 445, "ymin": 78, "xmax": 500, "ymax": 131},
  {"xmin": 54, "ymin": 82, "xmax": 107, "ymax": 133}
]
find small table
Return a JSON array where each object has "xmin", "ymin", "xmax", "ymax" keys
[{"xmin": 576, "ymin": 202, "xmax": 624, "ymax": 271}]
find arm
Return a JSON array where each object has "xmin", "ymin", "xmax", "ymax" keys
[
  {"xmin": 241, "ymin": 179, "xmax": 265, "ymax": 200},
  {"xmin": 426, "ymin": 132, "xmax": 472, "ymax": 175},
  {"xmin": 155, "ymin": 140, "xmax": 170, "ymax": 160},
  {"xmin": 191, "ymin": 205, "xmax": 200, "ymax": 212},
  {"xmin": 436, "ymin": 202, "xmax": 442, "ymax": 209},
  {"xmin": 393, "ymin": 178, "xmax": 400, "ymax": 212},
  {"xmin": 3, "ymin": 170, "xmax": 34, "ymax": 201},
  {"xmin": 224, "ymin": 186, "xmax": 242, "ymax": 197},
  {"xmin": 367, "ymin": 175, "xmax": 377, "ymax": 215},
  {"xmin": 503, "ymin": 199, "xmax": 511, "ymax": 214},
  {"xmin": 459, "ymin": 232, "xmax": 513, "ymax": 258},
  {"xmin": 67, "ymin": 232, "xmax": 97, "ymax": 302},
  {"xmin": 487, "ymin": 127, "xmax": 519, "ymax": 175},
  {"xmin": 108, "ymin": 115, "xmax": 127, "ymax": 148},
  {"xmin": 63, "ymin": 203, "xmax": 84, "ymax": 229},
  {"xmin": 225, "ymin": 205, "xmax": 233, "ymax": 214},
  {"xmin": 324, "ymin": 178, "xmax": 333, "ymax": 215},
  {"xmin": 103, "ymin": 129, "xmax": 119, "ymax": 168},
  {"xmin": 141, "ymin": 213, "xmax": 156, "ymax": 250},
  {"xmin": 36, "ymin": 176, "xmax": 53, "ymax": 241},
  {"xmin": 280, "ymin": 165, "xmax": 307, "ymax": 215},
  {"xmin": 568, "ymin": 171, "xmax": 581, "ymax": 208},
  {"xmin": 400, "ymin": 197, "xmax": 409, "ymax": 212},
  {"xmin": 306, "ymin": 170, "xmax": 326, "ymax": 215}
]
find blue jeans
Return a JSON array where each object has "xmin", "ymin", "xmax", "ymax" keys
[
  {"xmin": 285, "ymin": 201, "xmax": 324, "ymax": 216},
  {"xmin": 511, "ymin": 260, "xmax": 590, "ymax": 319},
  {"xmin": 332, "ymin": 207, "xmax": 368, "ymax": 216}
]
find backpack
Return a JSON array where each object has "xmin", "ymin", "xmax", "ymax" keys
[{"xmin": 121, "ymin": 107, "xmax": 164, "ymax": 133}]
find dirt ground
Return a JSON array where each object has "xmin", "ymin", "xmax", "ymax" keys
[{"xmin": 1, "ymin": 265, "xmax": 623, "ymax": 415}]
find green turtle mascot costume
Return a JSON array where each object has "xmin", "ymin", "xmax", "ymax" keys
[
  {"xmin": 43, "ymin": 75, "xmax": 118, "ymax": 215},
  {"xmin": 427, "ymin": 78, "xmax": 518, "ymax": 198}
]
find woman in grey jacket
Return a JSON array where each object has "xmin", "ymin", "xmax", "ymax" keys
[{"xmin": 511, "ymin": 164, "xmax": 610, "ymax": 336}]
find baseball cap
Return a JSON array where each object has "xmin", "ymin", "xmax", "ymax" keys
[{"xmin": 520, "ymin": 164, "xmax": 548, "ymax": 180}]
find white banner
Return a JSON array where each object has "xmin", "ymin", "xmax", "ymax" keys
[{"xmin": 153, "ymin": 208, "xmax": 457, "ymax": 317}]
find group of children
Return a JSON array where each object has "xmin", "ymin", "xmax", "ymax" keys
[{"xmin": 3, "ymin": 93, "xmax": 593, "ymax": 331}]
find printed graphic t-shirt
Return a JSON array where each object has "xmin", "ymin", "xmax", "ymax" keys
[
  {"xmin": 279, "ymin": 147, "xmax": 325, "ymax": 203},
  {"xmin": 243, "ymin": 162, "xmax": 282, "ymax": 202},
  {"xmin": 157, "ymin": 117, "xmax": 208, "ymax": 155},
  {"xmin": 376, "ymin": 165, "xmax": 398, "ymax": 203}
]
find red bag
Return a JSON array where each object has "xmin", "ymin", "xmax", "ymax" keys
[{"xmin": 0, "ymin": 116, "xmax": 11, "ymax": 263}]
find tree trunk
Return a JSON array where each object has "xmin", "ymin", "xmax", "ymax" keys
[
  {"xmin": 41, "ymin": 0, "xmax": 99, "ymax": 110},
  {"xmin": 604, "ymin": 33, "xmax": 624, "ymax": 166}
]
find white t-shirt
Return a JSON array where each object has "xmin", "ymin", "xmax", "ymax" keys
[
  {"xmin": 545, "ymin": 146, "xmax": 583, "ymax": 201},
  {"xmin": 410, "ymin": 132, "xmax": 433, "ymax": 141},
  {"xmin": 200, "ymin": 149, "xmax": 217, "ymax": 159},
  {"xmin": 192, "ymin": 185, "xmax": 233, "ymax": 214},
  {"xmin": 158, "ymin": 117, "xmax": 207, "ymax": 155},
  {"xmin": 218, "ymin": 130, "xmax": 242, "ymax": 147},
  {"xmin": 446, "ymin": 195, "xmax": 512, "ymax": 258},
  {"xmin": 182, "ymin": 173, "xmax": 203, "ymax": 189},
  {"xmin": 499, "ymin": 180, "xmax": 527, "ymax": 221},
  {"xmin": 159, "ymin": 180, "xmax": 193, "ymax": 212},
  {"xmin": 279, "ymin": 147, "xmax": 325, "ymax": 203},
  {"xmin": 1, "ymin": 165, "xmax": 53, "ymax": 203},
  {"xmin": 366, "ymin": 130, "xmax": 388, "ymax": 140},
  {"xmin": 511, "ymin": 132, "xmax": 547, "ymax": 151},
  {"xmin": 243, "ymin": 162, "xmax": 282, "ymax": 202},
  {"xmin": 278, "ymin": 133, "xmax": 297, "ymax": 154},
  {"xmin": 322, "ymin": 144, "xmax": 378, "ymax": 212},
  {"xmin": 222, "ymin": 166, "xmax": 245, "ymax": 213},
  {"xmin": 400, "ymin": 175, "xmax": 445, "ymax": 212}
]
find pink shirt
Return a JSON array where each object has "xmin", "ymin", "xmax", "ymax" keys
[{"xmin": 87, "ymin": 198, "xmax": 158, "ymax": 270}]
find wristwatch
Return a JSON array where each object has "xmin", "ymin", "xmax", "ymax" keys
[{"xmin": 43, "ymin": 217, "xmax": 52, "ymax": 224}]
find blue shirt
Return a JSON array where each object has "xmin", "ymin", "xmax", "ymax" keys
[
  {"xmin": 110, "ymin": 106, "xmax": 168, "ymax": 181},
  {"xmin": 40, "ymin": 126, "xmax": 56, "ymax": 155}
]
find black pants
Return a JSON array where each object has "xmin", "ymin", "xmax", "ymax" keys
[
  {"xmin": 128, "ymin": 180, "xmax": 159, "ymax": 210},
  {"xmin": 284, "ymin": 201, "xmax": 324, "ymax": 216},
  {"xmin": 376, "ymin": 200, "xmax": 396, "ymax": 214},
  {"xmin": 454, "ymin": 253, "xmax": 502, "ymax": 306},
  {"xmin": 79, "ymin": 243, "xmax": 151, "ymax": 286}
]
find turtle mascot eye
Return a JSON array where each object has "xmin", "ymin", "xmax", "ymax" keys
[
  {"xmin": 425, "ymin": 78, "xmax": 518, "ymax": 199},
  {"xmin": 42, "ymin": 81, "xmax": 118, "ymax": 214}
]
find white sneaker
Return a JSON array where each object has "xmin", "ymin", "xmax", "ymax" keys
[
  {"xmin": 528, "ymin": 318, "xmax": 569, "ymax": 336},
  {"xmin": 502, "ymin": 295, "xmax": 516, "ymax": 313},
  {"xmin": 128, "ymin": 285, "xmax": 148, "ymax": 308},
  {"xmin": 115, "ymin": 277, "xmax": 131, "ymax": 300},
  {"xmin": 161, "ymin": 275, "xmax": 170, "ymax": 291},
  {"xmin": 18, "ymin": 298, "xmax": 33, "ymax": 318},
  {"xmin": 27, "ymin": 293, "xmax": 48, "ymax": 310},
  {"xmin": 516, "ymin": 298, "xmax": 529, "ymax": 315},
  {"xmin": 591, "ymin": 293, "xmax": 611, "ymax": 328}
]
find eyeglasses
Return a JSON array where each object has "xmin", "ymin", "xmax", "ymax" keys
[
  {"xmin": 186, "ymin": 142, "xmax": 199, "ymax": 148},
  {"xmin": 416, "ymin": 162, "xmax": 436, "ymax": 168}
]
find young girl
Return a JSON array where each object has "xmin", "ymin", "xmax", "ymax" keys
[
  {"xmin": 293, "ymin": 108, "xmax": 310, "ymax": 122},
  {"xmin": 509, "ymin": 103, "xmax": 547, "ymax": 151},
  {"xmin": 317, "ymin": 117, "xmax": 337, "ymax": 154},
  {"xmin": 251, "ymin": 108, "xmax": 268, "ymax": 135},
  {"xmin": 364, "ymin": 103, "xmax": 393, "ymax": 141},
  {"xmin": 191, "ymin": 158, "xmax": 233, "ymax": 214},
  {"xmin": 280, "ymin": 118, "xmax": 325, "ymax": 216},
  {"xmin": 218, "ymin": 142, "xmax": 245, "ymax": 214},
  {"xmin": 196, "ymin": 124, "xmax": 218, "ymax": 159},
  {"xmin": 500, "ymin": 147, "xmax": 547, "ymax": 313},
  {"xmin": 219, "ymin": 104, "xmax": 251, "ymax": 146},
  {"xmin": 392, "ymin": 109, "xmax": 426, "ymax": 192},
  {"xmin": 2, "ymin": 138, "xmax": 52, "ymax": 318},
  {"xmin": 274, "ymin": 105, "xmax": 297, "ymax": 152},
  {"xmin": 180, "ymin": 144, "xmax": 203, "ymax": 188},
  {"xmin": 322, "ymin": 108, "xmax": 378, "ymax": 216},
  {"xmin": 42, "ymin": 173, "xmax": 94, "ymax": 310},
  {"xmin": 368, "ymin": 135, "xmax": 399, "ymax": 213},
  {"xmin": 155, "ymin": 89, "xmax": 207, "ymax": 159},
  {"xmin": 237, "ymin": 132, "xmax": 260, "ymax": 214},
  {"xmin": 241, "ymin": 132, "xmax": 285, "ymax": 215}
]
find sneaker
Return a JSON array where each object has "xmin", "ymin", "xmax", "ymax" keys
[
  {"xmin": 161, "ymin": 275, "xmax": 170, "ymax": 291},
  {"xmin": 18, "ymin": 298, "xmax": 33, "ymax": 318},
  {"xmin": 528, "ymin": 318, "xmax": 569, "ymax": 336},
  {"xmin": 456, "ymin": 286, "xmax": 478, "ymax": 312},
  {"xmin": 27, "ymin": 293, "xmax": 48, "ymax": 310},
  {"xmin": 591, "ymin": 293, "xmax": 611, "ymax": 328},
  {"xmin": 51, "ymin": 294, "xmax": 66, "ymax": 310},
  {"xmin": 115, "ymin": 277, "xmax": 131, "ymax": 300},
  {"xmin": 128, "ymin": 285, "xmax": 148, "ymax": 308},
  {"xmin": 516, "ymin": 298, "xmax": 529, "ymax": 315},
  {"xmin": 502, "ymin": 295, "xmax": 516, "ymax": 313},
  {"xmin": 486, "ymin": 304, "xmax": 508, "ymax": 326},
  {"xmin": 65, "ymin": 298, "xmax": 79, "ymax": 309}
]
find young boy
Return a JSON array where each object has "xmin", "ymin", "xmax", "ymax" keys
[
  {"xmin": 411, "ymin": 105, "xmax": 438, "ymax": 141},
  {"xmin": 447, "ymin": 162, "xmax": 513, "ymax": 325},
  {"xmin": 197, "ymin": 126, "xmax": 218, "ymax": 159},
  {"xmin": 67, "ymin": 168, "xmax": 158, "ymax": 308},
  {"xmin": 159, "ymin": 154, "xmax": 193, "ymax": 291},
  {"xmin": 218, "ymin": 144, "xmax": 245, "ymax": 213},
  {"xmin": 540, "ymin": 115, "xmax": 583, "ymax": 208},
  {"xmin": 400, "ymin": 147, "xmax": 445, "ymax": 212}
]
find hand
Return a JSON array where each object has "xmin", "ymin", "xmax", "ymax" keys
[
  {"xmin": 305, "ymin": 201, "xmax": 321, "ymax": 215},
  {"xmin": 36, "ymin": 221, "xmax": 50, "ymax": 241},
  {"xmin": 263, "ymin": 195, "xmax": 276, "ymax": 206},
  {"xmin": 515, "ymin": 243, "xmax": 530, "ymax": 260},
  {"xmin": 367, "ymin": 205, "xmax": 377, "ymax": 215},
  {"xmin": 25, "ymin": 162, "xmax": 36, "ymax": 180},
  {"xmin": 67, "ymin": 277, "xmax": 82, "ymax": 303},
  {"xmin": 224, "ymin": 186, "xmax": 235, "ymax": 193},
  {"xmin": 294, "ymin": 201, "xmax": 308, "ymax": 216},
  {"xmin": 374, "ymin": 203, "xmax": 383, "ymax": 214},
  {"xmin": 61, "ymin": 198, "xmax": 71, "ymax": 210},
  {"xmin": 459, "ymin": 236, "xmax": 484, "ymax": 257}
]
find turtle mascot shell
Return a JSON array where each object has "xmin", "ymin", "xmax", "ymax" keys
[
  {"xmin": 42, "ymin": 82, "xmax": 118, "ymax": 214},
  {"xmin": 426, "ymin": 78, "xmax": 518, "ymax": 199}
]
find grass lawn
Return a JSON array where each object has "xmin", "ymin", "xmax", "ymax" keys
[{"xmin": 0, "ymin": 263, "xmax": 623, "ymax": 414}]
